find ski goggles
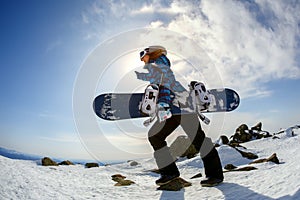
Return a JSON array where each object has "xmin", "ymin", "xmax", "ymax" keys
[
  {"xmin": 140, "ymin": 50, "xmax": 147, "ymax": 60},
  {"xmin": 140, "ymin": 48, "xmax": 149, "ymax": 60}
]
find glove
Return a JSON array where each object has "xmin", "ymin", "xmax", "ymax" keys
[
  {"xmin": 134, "ymin": 71, "xmax": 143, "ymax": 79},
  {"xmin": 157, "ymin": 102, "xmax": 172, "ymax": 123}
]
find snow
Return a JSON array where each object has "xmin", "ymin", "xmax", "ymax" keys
[{"xmin": 1, "ymin": 127, "xmax": 300, "ymax": 199}]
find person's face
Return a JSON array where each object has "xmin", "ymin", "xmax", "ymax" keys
[{"xmin": 141, "ymin": 54, "xmax": 150, "ymax": 64}]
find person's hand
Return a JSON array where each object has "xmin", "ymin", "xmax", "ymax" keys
[{"xmin": 157, "ymin": 102, "xmax": 172, "ymax": 122}]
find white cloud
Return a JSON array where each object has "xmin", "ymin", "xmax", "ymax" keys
[
  {"xmin": 130, "ymin": 4, "xmax": 155, "ymax": 15},
  {"xmin": 163, "ymin": 0, "xmax": 300, "ymax": 98},
  {"xmin": 150, "ymin": 20, "xmax": 164, "ymax": 28}
]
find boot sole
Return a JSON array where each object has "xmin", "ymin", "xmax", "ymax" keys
[
  {"xmin": 156, "ymin": 177, "xmax": 179, "ymax": 186},
  {"xmin": 201, "ymin": 181, "xmax": 223, "ymax": 187}
]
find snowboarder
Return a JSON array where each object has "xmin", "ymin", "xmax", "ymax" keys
[{"xmin": 135, "ymin": 46, "xmax": 224, "ymax": 187}]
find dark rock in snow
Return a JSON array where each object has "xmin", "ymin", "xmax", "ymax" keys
[
  {"xmin": 249, "ymin": 153, "xmax": 280, "ymax": 165},
  {"xmin": 41, "ymin": 157, "xmax": 58, "ymax": 166},
  {"xmin": 228, "ymin": 143, "xmax": 247, "ymax": 149},
  {"xmin": 230, "ymin": 122, "xmax": 271, "ymax": 143},
  {"xmin": 58, "ymin": 160, "xmax": 74, "ymax": 165},
  {"xmin": 215, "ymin": 135, "xmax": 230, "ymax": 147},
  {"xmin": 111, "ymin": 174, "xmax": 126, "ymax": 182},
  {"xmin": 128, "ymin": 160, "xmax": 139, "ymax": 166},
  {"xmin": 111, "ymin": 174, "xmax": 135, "ymax": 186},
  {"xmin": 224, "ymin": 166, "xmax": 257, "ymax": 173},
  {"xmin": 231, "ymin": 124, "xmax": 252, "ymax": 143},
  {"xmin": 114, "ymin": 179, "xmax": 135, "ymax": 186},
  {"xmin": 251, "ymin": 122, "xmax": 262, "ymax": 131},
  {"xmin": 224, "ymin": 164, "xmax": 238, "ymax": 170},
  {"xmin": 85, "ymin": 163, "xmax": 99, "ymax": 168},
  {"xmin": 220, "ymin": 135, "xmax": 229, "ymax": 145},
  {"xmin": 236, "ymin": 149, "xmax": 258, "ymax": 159}
]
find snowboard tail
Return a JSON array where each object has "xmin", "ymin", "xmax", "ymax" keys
[{"xmin": 93, "ymin": 88, "xmax": 240, "ymax": 121}]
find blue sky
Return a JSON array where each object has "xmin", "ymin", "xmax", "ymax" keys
[{"xmin": 0, "ymin": 0, "xmax": 299, "ymax": 162}]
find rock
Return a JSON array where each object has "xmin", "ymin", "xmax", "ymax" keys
[
  {"xmin": 214, "ymin": 143, "xmax": 221, "ymax": 147},
  {"xmin": 236, "ymin": 149, "xmax": 258, "ymax": 159},
  {"xmin": 230, "ymin": 122, "xmax": 272, "ymax": 143},
  {"xmin": 224, "ymin": 164, "xmax": 238, "ymax": 170},
  {"xmin": 224, "ymin": 166, "xmax": 257, "ymax": 172},
  {"xmin": 228, "ymin": 143, "xmax": 247, "ymax": 149},
  {"xmin": 157, "ymin": 178, "xmax": 191, "ymax": 191},
  {"xmin": 111, "ymin": 174, "xmax": 126, "ymax": 182},
  {"xmin": 85, "ymin": 163, "xmax": 99, "ymax": 168},
  {"xmin": 58, "ymin": 160, "xmax": 74, "ymax": 165},
  {"xmin": 231, "ymin": 124, "xmax": 252, "ymax": 143},
  {"xmin": 114, "ymin": 179, "xmax": 135, "ymax": 186},
  {"xmin": 267, "ymin": 153, "xmax": 280, "ymax": 164},
  {"xmin": 42, "ymin": 157, "xmax": 58, "ymax": 166},
  {"xmin": 220, "ymin": 135, "xmax": 229, "ymax": 145},
  {"xmin": 249, "ymin": 157, "xmax": 268, "ymax": 164},
  {"xmin": 128, "ymin": 161, "xmax": 139, "ymax": 166},
  {"xmin": 251, "ymin": 130, "xmax": 271, "ymax": 140},
  {"xmin": 227, "ymin": 143, "xmax": 258, "ymax": 160},
  {"xmin": 215, "ymin": 135, "xmax": 230, "ymax": 147},
  {"xmin": 237, "ymin": 166, "xmax": 257, "ymax": 171},
  {"xmin": 237, "ymin": 124, "xmax": 249, "ymax": 132},
  {"xmin": 169, "ymin": 136, "xmax": 199, "ymax": 159},
  {"xmin": 190, "ymin": 173, "xmax": 202, "ymax": 179},
  {"xmin": 111, "ymin": 174, "xmax": 135, "ymax": 186},
  {"xmin": 249, "ymin": 153, "xmax": 280, "ymax": 164},
  {"xmin": 251, "ymin": 122, "xmax": 262, "ymax": 131}
]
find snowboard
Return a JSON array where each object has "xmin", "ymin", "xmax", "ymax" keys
[{"xmin": 93, "ymin": 88, "xmax": 240, "ymax": 121}]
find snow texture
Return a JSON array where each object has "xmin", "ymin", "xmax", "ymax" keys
[{"xmin": 1, "ymin": 127, "xmax": 300, "ymax": 199}]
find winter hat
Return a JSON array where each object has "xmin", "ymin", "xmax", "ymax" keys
[{"xmin": 140, "ymin": 46, "xmax": 167, "ymax": 60}]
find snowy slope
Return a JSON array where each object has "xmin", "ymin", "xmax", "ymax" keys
[{"xmin": 0, "ymin": 128, "xmax": 300, "ymax": 200}]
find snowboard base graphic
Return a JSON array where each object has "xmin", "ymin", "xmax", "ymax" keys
[{"xmin": 93, "ymin": 88, "xmax": 240, "ymax": 121}]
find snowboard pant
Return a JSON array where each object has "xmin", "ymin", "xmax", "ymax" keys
[{"xmin": 148, "ymin": 114, "xmax": 224, "ymax": 180}]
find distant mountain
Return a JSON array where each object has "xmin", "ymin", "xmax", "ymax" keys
[
  {"xmin": 0, "ymin": 147, "xmax": 104, "ymax": 165},
  {"xmin": 0, "ymin": 147, "xmax": 41, "ymax": 161}
]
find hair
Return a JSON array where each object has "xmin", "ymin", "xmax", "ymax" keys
[{"xmin": 147, "ymin": 46, "xmax": 167, "ymax": 60}]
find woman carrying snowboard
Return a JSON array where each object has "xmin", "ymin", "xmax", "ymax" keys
[{"xmin": 135, "ymin": 46, "xmax": 224, "ymax": 187}]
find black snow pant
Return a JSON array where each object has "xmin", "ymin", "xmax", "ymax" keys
[{"xmin": 148, "ymin": 114, "xmax": 224, "ymax": 180}]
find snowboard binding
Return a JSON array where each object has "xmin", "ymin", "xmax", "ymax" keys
[
  {"xmin": 139, "ymin": 84, "xmax": 160, "ymax": 126},
  {"xmin": 189, "ymin": 81, "xmax": 212, "ymax": 110},
  {"xmin": 139, "ymin": 84, "xmax": 159, "ymax": 116},
  {"xmin": 189, "ymin": 81, "xmax": 212, "ymax": 125}
]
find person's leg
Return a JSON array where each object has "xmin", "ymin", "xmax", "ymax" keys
[
  {"xmin": 179, "ymin": 114, "xmax": 224, "ymax": 181},
  {"xmin": 200, "ymin": 137, "xmax": 224, "ymax": 182},
  {"xmin": 148, "ymin": 116, "xmax": 180, "ymax": 178}
]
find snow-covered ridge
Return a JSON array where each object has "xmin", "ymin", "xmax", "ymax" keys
[{"xmin": 0, "ymin": 126, "xmax": 300, "ymax": 199}]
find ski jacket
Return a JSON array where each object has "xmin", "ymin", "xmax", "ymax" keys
[{"xmin": 136, "ymin": 55, "xmax": 186, "ymax": 105}]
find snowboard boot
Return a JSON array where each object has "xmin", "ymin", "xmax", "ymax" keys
[
  {"xmin": 153, "ymin": 147, "xmax": 180, "ymax": 186},
  {"xmin": 156, "ymin": 174, "xmax": 180, "ymax": 186},
  {"xmin": 156, "ymin": 162, "xmax": 180, "ymax": 186},
  {"xmin": 200, "ymin": 177, "xmax": 223, "ymax": 187}
]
